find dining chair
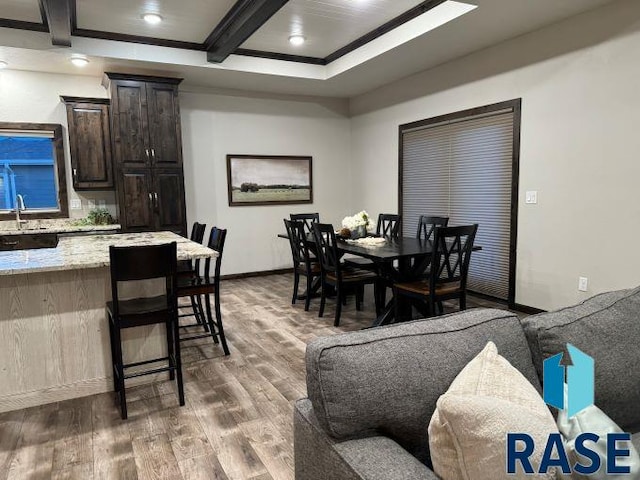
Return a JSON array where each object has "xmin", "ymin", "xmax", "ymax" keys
[
  {"xmin": 106, "ymin": 242, "xmax": 183, "ymax": 419},
  {"xmin": 312, "ymin": 223, "xmax": 381, "ymax": 326},
  {"xmin": 176, "ymin": 227, "xmax": 230, "ymax": 355},
  {"xmin": 284, "ymin": 219, "xmax": 321, "ymax": 311},
  {"xmin": 416, "ymin": 215, "xmax": 449, "ymax": 240},
  {"xmin": 394, "ymin": 224, "xmax": 478, "ymax": 321},
  {"xmin": 290, "ymin": 213, "xmax": 320, "ymax": 236}
]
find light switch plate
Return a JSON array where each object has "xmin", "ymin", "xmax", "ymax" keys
[
  {"xmin": 525, "ymin": 191, "xmax": 538, "ymax": 204},
  {"xmin": 98, "ymin": 199, "xmax": 106, "ymax": 208},
  {"xmin": 578, "ymin": 277, "xmax": 588, "ymax": 292},
  {"xmin": 87, "ymin": 199, "xmax": 96, "ymax": 209},
  {"xmin": 70, "ymin": 199, "xmax": 82, "ymax": 210}
]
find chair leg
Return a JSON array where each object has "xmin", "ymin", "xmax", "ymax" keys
[
  {"xmin": 190, "ymin": 295, "xmax": 201, "ymax": 324},
  {"xmin": 112, "ymin": 325, "xmax": 127, "ymax": 420},
  {"xmin": 211, "ymin": 290, "xmax": 230, "ymax": 356},
  {"xmin": 107, "ymin": 314, "xmax": 119, "ymax": 393},
  {"xmin": 172, "ymin": 319, "xmax": 185, "ymax": 406},
  {"xmin": 304, "ymin": 275, "xmax": 313, "ymax": 312},
  {"xmin": 166, "ymin": 319, "xmax": 176, "ymax": 381},
  {"xmin": 355, "ymin": 285, "xmax": 363, "ymax": 311},
  {"xmin": 318, "ymin": 281, "xmax": 326, "ymax": 318},
  {"xmin": 460, "ymin": 293, "xmax": 467, "ymax": 311},
  {"xmin": 373, "ymin": 281, "xmax": 382, "ymax": 314},
  {"xmin": 334, "ymin": 286, "xmax": 343, "ymax": 327},
  {"xmin": 195, "ymin": 295, "xmax": 209, "ymax": 332},
  {"xmin": 437, "ymin": 301, "xmax": 444, "ymax": 315},
  {"xmin": 292, "ymin": 271, "xmax": 300, "ymax": 305}
]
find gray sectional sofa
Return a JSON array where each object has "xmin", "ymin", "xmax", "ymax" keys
[{"xmin": 294, "ymin": 286, "xmax": 640, "ymax": 479}]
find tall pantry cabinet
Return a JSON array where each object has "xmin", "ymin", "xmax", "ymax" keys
[{"xmin": 102, "ymin": 73, "xmax": 187, "ymax": 236}]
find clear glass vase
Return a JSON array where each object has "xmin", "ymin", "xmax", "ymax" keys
[{"xmin": 350, "ymin": 225, "xmax": 367, "ymax": 239}]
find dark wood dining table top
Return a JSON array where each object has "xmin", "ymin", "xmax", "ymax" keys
[{"xmin": 277, "ymin": 233, "xmax": 481, "ymax": 262}]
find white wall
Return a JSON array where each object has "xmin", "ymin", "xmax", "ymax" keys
[
  {"xmin": 180, "ymin": 90, "xmax": 353, "ymax": 276},
  {"xmin": 349, "ymin": 0, "xmax": 640, "ymax": 310},
  {"xmin": 0, "ymin": 70, "xmax": 117, "ymax": 218}
]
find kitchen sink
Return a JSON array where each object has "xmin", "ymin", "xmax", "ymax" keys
[{"xmin": 0, "ymin": 233, "xmax": 59, "ymax": 251}]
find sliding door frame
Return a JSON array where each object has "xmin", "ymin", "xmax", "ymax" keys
[{"xmin": 398, "ymin": 98, "xmax": 522, "ymax": 308}]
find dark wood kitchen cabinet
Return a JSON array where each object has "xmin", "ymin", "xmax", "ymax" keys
[
  {"xmin": 103, "ymin": 73, "xmax": 187, "ymax": 236},
  {"xmin": 61, "ymin": 96, "xmax": 114, "ymax": 190}
]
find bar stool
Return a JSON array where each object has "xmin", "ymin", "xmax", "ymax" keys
[
  {"xmin": 178, "ymin": 222, "xmax": 207, "ymax": 326},
  {"xmin": 106, "ymin": 242, "xmax": 184, "ymax": 419},
  {"xmin": 177, "ymin": 227, "xmax": 229, "ymax": 355}
]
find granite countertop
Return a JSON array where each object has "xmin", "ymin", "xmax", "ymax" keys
[
  {"xmin": 0, "ymin": 231, "xmax": 217, "ymax": 276},
  {"xmin": 0, "ymin": 219, "xmax": 121, "ymax": 236}
]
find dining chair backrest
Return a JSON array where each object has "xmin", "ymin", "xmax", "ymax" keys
[
  {"xmin": 312, "ymin": 223, "xmax": 341, "ymax": 279},
  {"xmin": 189, "ymin": 222, "xmax": 207, "ymax": 272},
  {"xmin": 290, "ymin": 213, "xmax": 319, "ymax": 236},
  {"xmin": 377, "ymin": 214, "xmax": 401, "ymax": 237},
  {"xmin": 203, "ymin": 227, "xmax": 227, "ymax": 284},
  {"xmin": 417, "ymin": 215, "xmax": 449, "ymax": 241},
  {"xmin": 284, "ymin": 219, "xmax": 312, "ymax": 267},
  {"xmin": 429, "ymin": 224, "xmax": 478, "ymax": 293},
  {"xmin": 109, "ymin": 242, "xmax": 178, "ymax": 316}
]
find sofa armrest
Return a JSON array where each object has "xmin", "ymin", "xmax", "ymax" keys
[{"xmin": 295, "ymin": 399, "xmax": 437, "ymax": 480}]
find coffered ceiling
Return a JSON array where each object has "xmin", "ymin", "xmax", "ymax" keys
[{"xmin": 0, "ymin": 0, "xmax": 622, "ymax": 97}]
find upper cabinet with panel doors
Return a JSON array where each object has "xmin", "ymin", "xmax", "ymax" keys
[
  {"xmin": 102, "ymin": 73, "xmax": 183, "ymax": 169},
  {"xmin": 103, "ymin": 73, "xmax": 187, "ymax": 236},
  {"xmin": 61, "ymin": 96, "xmax": 114, "ymax": 190}
]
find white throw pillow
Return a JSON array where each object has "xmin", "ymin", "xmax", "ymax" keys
[
  {"xmin": 557, "ymin": 402, "xmax": 640, "ymax": 480},
  {"xmin": 428, "ymin": 341, "xmax": 558, "ymax": 480}
]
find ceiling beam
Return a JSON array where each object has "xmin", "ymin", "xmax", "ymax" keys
[
  {"xmin": 39, "ymin": 0, "xmax": 72, "ymax": 47},
  {"xmin": 205, "ymin": 0, "xmax": 288, "ymax": 63}
]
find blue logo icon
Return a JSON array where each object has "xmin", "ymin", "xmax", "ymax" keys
[{"xmin": 543, "ymin": 344, "xmax": 594, "ymax": 417}]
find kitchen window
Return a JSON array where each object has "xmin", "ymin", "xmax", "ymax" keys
[{"xmin": 0, "ymin": 123, "xmax": 68, "ymax": 219}]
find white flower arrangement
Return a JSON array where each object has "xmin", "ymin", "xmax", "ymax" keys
[{"xmin": 342, "ymin": 210, "xmax": 374, "ymax": 231}]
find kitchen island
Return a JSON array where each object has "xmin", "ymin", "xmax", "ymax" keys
[{"xmin": 0, "ymin": 231, "xmax": 217, "ymax": 412}]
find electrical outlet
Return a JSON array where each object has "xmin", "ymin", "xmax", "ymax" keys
[
  {"xmin": 70, "ymin": 199, "xmax": 82, "ymax": 210},
  {"xmin": 525, "ymin": 191, "xmax": 538, "ymax": 204},
  {"xmin": 578, "ymin": 277, "xmax": 588, "ymax": 292},
  {"xmin": 87, "ymin": 199, "xmax": 96, "ymax": 209},
  {"xmin": 98, "ymin": 199, "xmax": 106, "ymax": 208}
]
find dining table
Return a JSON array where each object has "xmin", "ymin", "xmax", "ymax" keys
[{"xmin": 278, "ymin": 232, "xmax": 481, "ymax": 327}]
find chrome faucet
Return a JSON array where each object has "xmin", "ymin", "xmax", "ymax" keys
[{"xmin": 15, "ymin": 194, "xmax": 28, "ymax": 230}]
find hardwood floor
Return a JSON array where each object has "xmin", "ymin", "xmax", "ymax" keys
[{"xmin": 0, "ymin": 273, "xmax": 519, "ymax": 480}]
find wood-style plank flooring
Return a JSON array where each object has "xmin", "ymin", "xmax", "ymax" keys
[{"xmin": 0, "ymin": 273, "xmax": 518, "ymax": 480}]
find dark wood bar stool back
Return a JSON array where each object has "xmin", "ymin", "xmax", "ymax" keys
[
  {"xmin": 106, "ymin": 242, "xmax": 184, "ymax": 419},
  {"xmin": 290, "ymin": 213, "xmax": 319, "ymax": 236},
  {"xmin": 177, "ymin": 227, "xmax": 230, "ymax": 355},
  {"xmin": 312, "ymin": 223, "xmax": 380, "ymax": 326},
  {"xmin": 284, "ymin": 219, "xmax": 321, "ymax": 311},
  {"xmin": 395, "ymin": 224, "xmax": 479, "ymax": 320}
]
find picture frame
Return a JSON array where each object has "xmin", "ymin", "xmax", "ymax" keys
[{"xmin": 226, "ymin": 154, "xmax": 313, "ymax": 206}]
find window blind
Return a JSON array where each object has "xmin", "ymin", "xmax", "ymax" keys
[{"xmin": 401, "ymin": 109, "xmax": 515, "ymax": 300}]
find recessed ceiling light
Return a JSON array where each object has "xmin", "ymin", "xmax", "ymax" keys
[
  {"xmin": 0, "ymin": 61, "xmax": 7, "ymax": 69},
  {"xmin": 288, "ymin": 35, "xmax": 305, "ymax": 46},
  {"xmin": 70, "ymin": 55, "xmax": 89, "ymax": 67},
  {"xmin": 142, "ymin": 13, "xmax": 163, "ymax": 25}
]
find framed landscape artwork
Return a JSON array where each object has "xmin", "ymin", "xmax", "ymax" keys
[{"xmin": 227, "ymin": 155, "xmax": 313, "ymax": 206}]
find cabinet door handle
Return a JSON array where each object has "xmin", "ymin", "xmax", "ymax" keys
[
  {"xmin": 2, "ymin": 241, "xmax": 18, "ymax": 246},
  {"xmin": 145, "ymin": 148, "xmax": 150, "ymax": 158},
  {"xmin": 148, "ymin": 193, "xmax": 153, "ymax": 206},
  {"xmin": 72, "ymin": 168, "xmax": 77, "ymax": 178},
  {"xmin": 151, "ymin": 148, "xmax": 156, "ymax": 159},
  {"xmin": 153, "ymin": 192, "xmax": 159, "ymax": 209}
]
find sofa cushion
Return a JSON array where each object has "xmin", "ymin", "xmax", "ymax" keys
[
  {"xmin": 521, "ymin": 286, "xmax": 640, "ymax": 432},
  {"xmin": 429, "ymin": 342, "xmax": 557, "ymax": 479},
  {"xmin": 305, "ymin": 308, "xmax": 540, "ymax": 466}
]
